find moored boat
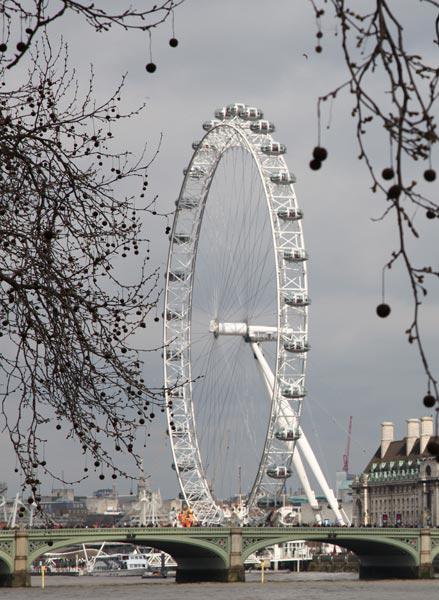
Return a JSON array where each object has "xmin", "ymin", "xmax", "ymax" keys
[{"xmin": 92, "ymin": 552, "xmax": 149, "ymax": 576}]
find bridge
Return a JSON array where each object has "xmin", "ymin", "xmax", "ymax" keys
[{"xmin": 0, "ymin": 526, "xmax": 438, "ymax": 586}]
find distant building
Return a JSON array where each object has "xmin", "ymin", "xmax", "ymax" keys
[
  {"xmin": 85, "ymin": 486, "xmax": 119, "ymax": 514},
  {"xmin": 40, "ymin": 498, "xmax": 88, "ymax": 526},
  {"xmin": 52, "ymin": 488, "xmax": 75, "ymax": 502},
  {"xmin": 335, "ymin": 471, "xmax": 354, "ymax": 505},
  {"xmin": 352, "ymin": 416, "xmax": 439, "ymax": 527}
]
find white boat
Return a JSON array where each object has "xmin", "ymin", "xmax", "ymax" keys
[
  {"xmin": 92, "ymin": 552, "xmax": 149, "ymax": 576},
  {"xmin": 245, "ymin": 540, "xmax": 312, "ymax": 572}
]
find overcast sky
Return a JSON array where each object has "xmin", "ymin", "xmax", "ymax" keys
[{"xmin": 1, "ymin": 1, "xmax": 438, "ymax": 501}]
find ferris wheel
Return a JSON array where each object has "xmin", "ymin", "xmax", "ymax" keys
[{"xmin": 164, "ymin": 103, "xmax": 344, "ymax": 526}]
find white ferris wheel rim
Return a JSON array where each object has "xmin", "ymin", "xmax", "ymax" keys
[{"xmin": 163, "ymin": 104, "xmax": 309, "ymax": 524}]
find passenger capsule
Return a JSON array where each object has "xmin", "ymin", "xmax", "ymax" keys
[
  {"xmin": 250, "ymin": 120, "xmax": 275, "ymax": 134},
  {"xmin": 166, "ymin": 309, "xmax": 181, "ymax": 320},
  {"xmin": 283, "ymin": 338, "xmax": 310, "ymax": 353},
  {"xmin": 261, "ymin": 141, "xmax": 286, "ymax": 156},
  {"xmin": 172, "ymin": 461, "xmax": 195, "ymax": 473},
  {"xmin": 284, "ymin": 293, "xmax": 310, "ymax": 307},
  {"xmin": 266, "ymin": 465, "xmax": 292, "ymax": 479},
  {"xmin": 281, "ymin": 385, "xmax": 307, "ymax": 399},
  {"xmin": 178, "ymin": 197, "xmax": 199, "ymax": 209},
  {"xmin": 283, "ymin": 249, "xmax": 308, "ymax": 262},
  {"xmin": 168, "ymin": 270, "xmax": 187, "ymax": 282},
  {"xmin": 202, "ymin": 119, "xmax": 220, "ymax": 131},
  {"xmin": 173, "ymin": 233, "xmax": 191, "ymax": 244},
  {"xmin": 239, "ymin": 106, "xmax": 263, "ymax": 121},
  {"xmin": 277, "ymin": 207, "xmax": 303, "ymax": 221},
  {"xmin": 188, "ymin": 493, "xmax": 204, "ymax": 501},
  {"xmin": 214, "ymin": 107, "xmax": 227, "ymax": 120},
  {"xmin": 226, "ymin": 103, "xmax": 246, "ymax": 117},
  {"xmin": 270, "ymin": 171, "xmax": 296, "ymax": 185},
  {"xmin": 192, "ymin": 141, "xmax": 215, "ymax": 152},
  {"xmin": 257, "ymin": 497, "xmax": 283, "ymax": 509},
  {"xmin": 172, "ymin": 425, "xmax": 188, "ymax": 438},
  {"xmin": 274, "ymin": 428, "xmax": 301, "ymax": 442},
  {"xmin": 183, "ymin": 166, "xmax": 206, "ymax": 179},
  {"xmin": 166, "ymin": 349, "xmax": 182, "ymax": 361}
]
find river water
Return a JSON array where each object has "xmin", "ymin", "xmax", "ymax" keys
[{"xmin": 2, "ymin": 572, "xmax": 438, "ymax": 600}]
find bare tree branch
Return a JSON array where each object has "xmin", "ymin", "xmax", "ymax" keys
[
  {"xmin": 309, "ymin": 0, "xmax": 439, "ymax": 408},
  {"xmin": 0, "ymin": 0, "xmax": 184, "ymax": 68},
  {"xmin": 0, "ymin": 38, "xmax": 166, "ymax": 500}
]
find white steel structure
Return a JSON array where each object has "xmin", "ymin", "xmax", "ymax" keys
[{"xmin": 164, "ymin": 103, "xmax": 344, "ymax": 526}]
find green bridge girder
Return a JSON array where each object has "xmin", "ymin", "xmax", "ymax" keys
[{"xmin": 0, "ymin": 526, "xmax": 438, "ymax": 584}]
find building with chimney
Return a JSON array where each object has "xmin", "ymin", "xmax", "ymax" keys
[{"xmin": 352, "ymin": 416, "xmax": 439, "ymax": 527}]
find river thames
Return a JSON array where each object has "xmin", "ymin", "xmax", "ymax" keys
[{"xmin": 3, "ymin": 573, "xmax": 438, "ymax": 599}]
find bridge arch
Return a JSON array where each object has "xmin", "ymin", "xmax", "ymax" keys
[
  {"xmin": 27, "ymin": 531, "xmax": 229, "ymax": 575},
  {"xmin": 242, "ymin": 531, "xmax": 419, "ymax": 579},
  {"xmin": 430, "ymin": 543, "xmax": 439, "ymax": 563},
  {"xmin": 0, "ymin": 552, "xmax": 12, "ymax": 575}
]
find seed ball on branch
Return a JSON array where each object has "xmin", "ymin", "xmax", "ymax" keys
[
  {"xmin": 313, "ymin": 146, "xmax": 328, "ymax": 161},
  {"xmin": 16, "ymin": 42, "xmax": 27, "ymax": 52},
  {"xmin": 145, "ymin": 62, "xmax": 157, "ymax": 73},
  {"xmin": 424, "ymin": 169, "xmax": 436, "ymax": 182},
  {"xmin": 423, "ymin": 394, "xmax": 436, "ymax": 408},
  {"xmin": 0, "ymin": 43, "xmax": 7, "ymax": 52},
  {"xmin": 169, "ymin": 38, "xmax": 179, "ymax": 47},
  {"xmin": 387, "ymin": 185, "xmax": 401, "ymax": 200},
  {"xmin": 376, "ymin": 303, "xmax": 391, "ymax": 318},
  {"xmin": 426, "ymin": 210, "xmax": 436, "ymax": 219},
  {"xmin": 381, "ymin": 167, "xmax": 394, "ymax": 180},
  {"xmin": 309, "ymin": 158, "xmax": 322, "ymax": 171}
]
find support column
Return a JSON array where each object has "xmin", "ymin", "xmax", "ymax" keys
[
  {"xmin": 0, "ymin": 529, "xmax": 30, "ymax": 588},
  {"xmin": 360, "ymin": 475, "xmax": 369, "ymax": 526},
  {"xmin": 418, "ymin": 528, "xmax": 433, "ymax": 578},
  {"xmin": 229, "ymin": 528, "xmax": 245, "ymax": 582}
]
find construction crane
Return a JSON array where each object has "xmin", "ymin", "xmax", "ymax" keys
[{"xmin": 342, "ymin": 416, "xmax": 353, "ymax": 473}]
